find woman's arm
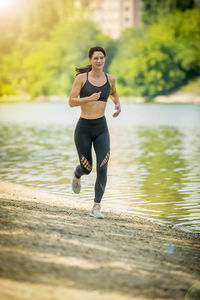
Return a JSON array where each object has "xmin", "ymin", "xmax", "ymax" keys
[
  {"xmin": 69, "ymin": 74, "xmax": 101, "ymax": 107},
  {"xmin": 109, "ymin": 75, "xmax": 121, "ymax": 118}
]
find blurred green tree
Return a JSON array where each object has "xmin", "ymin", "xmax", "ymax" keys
[
  {"xmin": 109, "ymin": 9, "xmax": 200, "ymax": 97},
  {"xmin": 141, "ymin": 0, "xmax": 196, "ymax": 25},
  {"xmin": 0, "ymin": 0, "xmax": 116, "ymax": 97},
  {"xmin": 0, "ymin": 18, "xmax": 116, "ymax": 97}
]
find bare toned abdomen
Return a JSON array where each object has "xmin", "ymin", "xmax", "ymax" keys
[{"xmin": 80, "ymin": 101, "xmax": 107, "ymax": 119}]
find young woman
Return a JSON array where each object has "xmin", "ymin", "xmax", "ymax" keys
[{"xmin": 69, "ymin": 46, "xmax": 121, "ymax": 219}]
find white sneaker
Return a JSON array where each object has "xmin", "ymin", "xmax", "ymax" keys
[
  {"xmin": 72, "ymin": 171, "xmax": 81, "ymax": 194},
  {"xmin": 90, "ymin": 204, "xmax": 104, "ymax": 219}
]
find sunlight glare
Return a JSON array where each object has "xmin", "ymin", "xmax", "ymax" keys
[{"xmin": 0, "ymin": 0, "xmax": 14, "ymax": 11}]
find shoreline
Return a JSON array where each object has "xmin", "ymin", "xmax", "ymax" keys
[
  {"xmin": 0, "ymin": 180, "xmax": 200, "ymax": 300},
  {"xmin": 0, "ymin": 92, "xmax": 200, "ymax": 104},
  {"xmin": 0, "ymin": 180, "xmax": 199, "ymax": 235}
]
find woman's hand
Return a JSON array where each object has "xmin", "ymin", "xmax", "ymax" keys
[
  {"xmin": 112, "ymin": 102, "xmax": 121, "ymax": 118},
  {"xmin": 89, "ymin": 92, "xmax": 102, "ymax": 101}
]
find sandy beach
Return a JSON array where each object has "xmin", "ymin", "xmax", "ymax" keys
[{"xmin": 0, "ymin": 180, "xmax": 199, "ymax": 300}]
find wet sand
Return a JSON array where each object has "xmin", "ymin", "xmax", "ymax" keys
[{"xmin": 0, "ymin": 180, "xmax": 199, "ymax": 300}]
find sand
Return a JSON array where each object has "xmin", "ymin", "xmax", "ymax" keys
[{"xmin": 0, "ymin": 180, "xmax": 200, "ymax": 300}]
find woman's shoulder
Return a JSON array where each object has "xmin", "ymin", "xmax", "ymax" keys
[
  {"xmin": 75, "ymin": 72, "xmax": 87, "ymax": 85},
  {"xmin": 75, "ymin": 72, "xmax": 87, "ymax": 80},
  {"xmin": 106, "ymin": 73, "xmax": 116, "ymax": 85},
  {"xmin": 107, "ymin": 73, "xmax": 115, "ymax": 80}
]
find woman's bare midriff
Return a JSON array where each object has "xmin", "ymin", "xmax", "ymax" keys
[{"xmin": 80, "ymin": 101, "xmax": 107, "ymax": 119}]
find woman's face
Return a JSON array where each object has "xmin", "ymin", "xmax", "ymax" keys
[{"xmin": 89, "ymin": 51, "xmax": 105, "ymax": 70}]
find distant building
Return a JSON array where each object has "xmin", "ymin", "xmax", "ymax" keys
[{"xmin": 75, "ymin": 0, "xmax": 141, "ymax": 39}]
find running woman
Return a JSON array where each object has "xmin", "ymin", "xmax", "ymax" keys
[{"xmin": 69, "ymin": 46, "xmax": 121, "ymax": 219}]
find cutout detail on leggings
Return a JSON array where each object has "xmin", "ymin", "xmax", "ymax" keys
[
  {"xmin": 81, "ymin": 154, "xmax": 92, "ymax": 171},
  {"xmin": 100, "ymin": 184, "xmax": 105, "ymax": 192},
  {"xmin": 100, "ymin": 151, "xmax": 110, "ymax": 168}
]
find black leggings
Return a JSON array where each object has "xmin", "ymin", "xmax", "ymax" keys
[{"xmin": 74, "ymin": 115, "xmax": 110, "ymax": 203}]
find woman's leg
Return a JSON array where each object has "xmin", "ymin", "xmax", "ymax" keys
[
  {"xmin": 74, "ymin": 123, "xmax": 93, "ymax": 178},
  {"xmin": 93, "ymin": 128, "xmax": 110, "ymax": 203}
]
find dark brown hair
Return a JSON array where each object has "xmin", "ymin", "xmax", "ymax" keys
[{"xmin": 75, "ymin": 46, "xmax": 106, "ymax": 76}]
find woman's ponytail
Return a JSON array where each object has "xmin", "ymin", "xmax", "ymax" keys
[{"xmin": 75, "ymin": 64, "xmax": 92, "ymax": 76}]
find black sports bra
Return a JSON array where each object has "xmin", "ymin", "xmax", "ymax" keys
[{"xmin": 80, "ymin": 72, "xmax": 111, "ymax": 102}]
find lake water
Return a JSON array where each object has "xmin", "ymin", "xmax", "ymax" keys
[{"xmin": 0, "ymin": 102, "xmax": 200, "ymax": 233}]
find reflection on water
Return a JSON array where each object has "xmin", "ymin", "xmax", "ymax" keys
[{"xmin": 0, "ymin": 102, "xmax": 200, "ymax": 233}]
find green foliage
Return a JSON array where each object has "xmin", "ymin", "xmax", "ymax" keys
[
  {"xmin": 0, "ymin": 17, "xmax": 116, "ymax": 97},
  {"xmin": 109, "ymin": 9, "xmax": 200, "ymax": 97},
  {"xmin": 0, "ymin": 0, "xmax": 76, "ymax": 56},
  {"xmin": 0, "ymin": 0, "xmax": 77, "ymax": 96},
  {"xmin": 179, "ymin": 77, "xmax": 200, "ymax": 94},
  {"xmin": 141, "ymin": 0, "xmax": 196, "ymax": 25},
  {"xmin": 20, "ymin": 0, "xmax": 76, "ymax": 41}
]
